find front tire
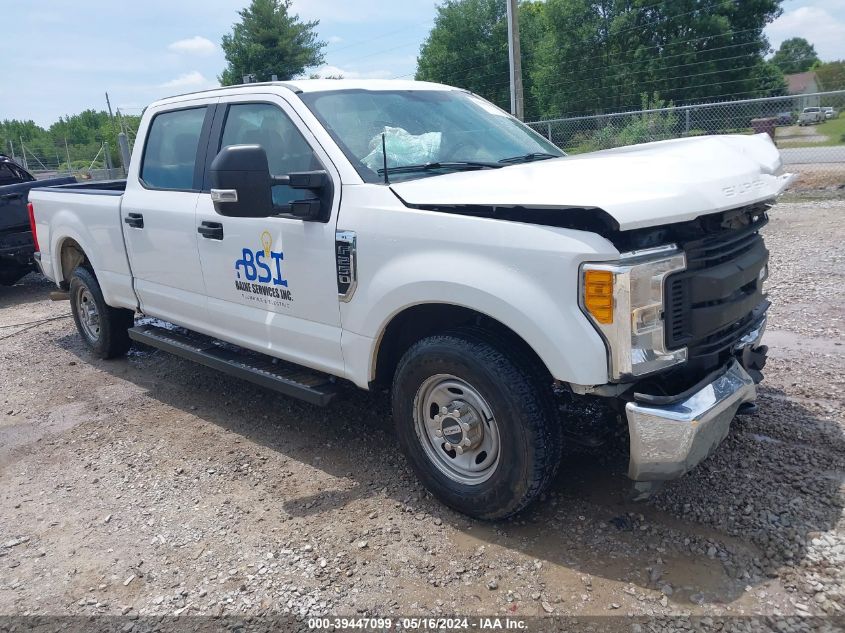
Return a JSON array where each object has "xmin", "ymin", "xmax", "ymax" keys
[
  {"xmin": 392, "ymin": 330, "xmax": 561, "ymax": 520},
  {"xmin": 69, "ymin": 267, "xmax": 134, "ymax": 359}
]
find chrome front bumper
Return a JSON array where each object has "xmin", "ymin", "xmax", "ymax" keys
[{"xmin": 626, "ymin": 360, "xmax": 757, "ymax": 480}]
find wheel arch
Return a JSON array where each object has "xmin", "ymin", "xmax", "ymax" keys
[
  {"xmin": 371, "ymin": 302, "xmax": 553, "ymax": 389},
  {"xmin": 55, "ymin": 236, "xmax": 92, "ymax": 289}
]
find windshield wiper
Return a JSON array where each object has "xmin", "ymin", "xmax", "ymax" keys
[
  {"xmin": 377, "ymin": 161, "xmax": 502, "ymax": 176},
  {"xmin": 498, "ymin": 152, "xmax": 562, "ymax": 164}
]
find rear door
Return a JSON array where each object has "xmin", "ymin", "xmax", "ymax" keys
[
  {"xmin": 194, "ymin": 94, "xmax": 345, "ymax": 376},
  {"xmin": 121, "ymin": 100, "xmax": 216, "ymax": 328}
]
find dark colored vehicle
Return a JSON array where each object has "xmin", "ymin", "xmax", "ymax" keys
[
  {"xmin": 775, "ymin": 112, "xmax": 794, "ymax": 126},
  {"xmin": 0, "ymin": 155, "xmax": 75, "ymax": 285}
]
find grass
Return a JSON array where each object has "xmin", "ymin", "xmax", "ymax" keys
[{"xmin": 780, "ymin": 116, "xmax": 845, "ymax": 148}]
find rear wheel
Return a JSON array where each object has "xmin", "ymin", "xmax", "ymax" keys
[
  {"xmin": 69, "ymin": 267, "xmax": 134, "ymax": 359},
  {"xmin": 392, "ymin": 329, "xmax": 561, "ymax": 520}
]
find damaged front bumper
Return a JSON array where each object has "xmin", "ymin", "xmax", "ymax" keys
[{"xmin": 626, "ymin": 356, "xmax": 759, "ymax": 481}]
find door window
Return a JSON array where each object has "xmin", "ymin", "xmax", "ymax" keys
[
  {"xmin": 141, "ymin": 107, "xmax": 207, "ymax": 190},
  {"xmin": 220, "ymin": 103, "xmax": 321, "ymax": 206}
]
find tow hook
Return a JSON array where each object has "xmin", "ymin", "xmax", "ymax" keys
[
  {"xmin": 736, "ymin": 402, "xmax": 758, "ymax": 416},
  {"xmin": 740, "ymin": 344, "xmax": 768, "ymax": 384}
]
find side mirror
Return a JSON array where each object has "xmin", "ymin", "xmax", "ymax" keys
[
  {"xmin": 210, "ymin": 145, "xmax": 333, "ymax": 221},
  {"xmin": 209, "ymin": 145, "xmax": 274, "ymax": 218},
  {"xmin": 272, "ymin": 170, "xmax": 332, "ymax": 221}
]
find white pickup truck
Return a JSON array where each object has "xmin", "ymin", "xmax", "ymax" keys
[{"xmin": 30, "ymin": 80, "xmax": 790, "ymax": 519}]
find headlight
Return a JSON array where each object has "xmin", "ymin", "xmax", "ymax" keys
[{"xmin": 580, "ymin": 245, "xmax": 687, "ymax": 380}]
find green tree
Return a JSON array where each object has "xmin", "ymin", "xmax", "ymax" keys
[
  {"xmin": 532, "ymin": 0, "xmax": 783, "ymax": 118},
  {"xmin": 814, "ymin": 60, "xmax": 845, "ymax": 90},
  {"xmin": 415, "ymin": 1, "xmax": 783, "ymax": 120},
  {"xmin": 220, "ymin": 0, "xmax": 325, "ymax": 86},
  {"xmin": 749, "ymin": 60, "xmax": 788, "ymax": 97},
  {"xmin": 1, "ymin": 110, "xmax": 142, "ymax": 172},
  {"xmin": 416, "ymin": 0, "xmax": 511, "ymax": 110},
  {"xmin": 415, "ymin": 1, "xmax": 554, "ymax": 116},
  {"xmin": 771, "ymin": 37, "xmax": 819, "ymax": 74}
]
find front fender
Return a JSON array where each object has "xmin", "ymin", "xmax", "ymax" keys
[{"xmin": 346, "ymin": 250, "xmax": 611, "ymax": 386}]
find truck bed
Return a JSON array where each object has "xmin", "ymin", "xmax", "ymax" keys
[
  {"xmin": 43, "ymin": 179, "xmax": 127, "ymax": 195},
  {"xmin": 28, "ymin": 181, "xmax": 135, "ymax": 306}
]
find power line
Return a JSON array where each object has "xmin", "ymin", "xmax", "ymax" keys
[
  {"xmin": 326, "ymin": 23, "xmax": 433, "ymax": 55},
  {"xmin": 478, "ymin": 51, "xmax": 794, "ymax": 98},
  {"xmin": 524, "ymin": 73, "xmax": 794, "ymax": 119},
  {"xmin": 424, "ymin": 24, "xmax": 771, "ymax": 88}
]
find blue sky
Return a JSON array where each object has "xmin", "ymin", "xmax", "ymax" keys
[{"xmin": 1, "ymin": 0, "xmax": 844, "ymax": 127}]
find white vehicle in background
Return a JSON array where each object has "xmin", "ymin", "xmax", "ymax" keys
[
  {"xmin": 798, "ymin": 107, "xmax": 824, "ymax": 125},
  {"xmin": 823, "ymin": 107, "xmax": 837, "ymax": 120},
  {"xmin": 29, "ymin": 80, "xmax": 790, "ymax": 519}
]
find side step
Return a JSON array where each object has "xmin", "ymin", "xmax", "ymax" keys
[{"xmin": 128, "ymin": 324, "xmax": 338, "ymax": 407}]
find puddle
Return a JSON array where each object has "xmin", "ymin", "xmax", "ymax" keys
[{"xmin": 0, "ymin": 401, "xmax": 91, "ymax": 468}]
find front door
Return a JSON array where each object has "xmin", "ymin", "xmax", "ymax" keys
[
  {"xmin": 121, "ymin": 101, "xmax": 215, "ymax": 328},
  {"xmin": 194, "ymin": 96, "xmax": 344, "ymax": 376}
]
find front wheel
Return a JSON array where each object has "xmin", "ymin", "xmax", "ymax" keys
[
  {"xmin": 392, "ymin": 330, "xmax": 561, "ymax": 520},
  {"xmin": 69, "ymin": 267, "xmax": 134, "ymax": 359}
]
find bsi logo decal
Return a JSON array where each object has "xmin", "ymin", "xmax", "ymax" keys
[{"xmin": 234, "ymin": 231, "xmax": 293, "ymax": 304}]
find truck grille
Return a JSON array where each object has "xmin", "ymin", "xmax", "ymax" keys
[{"xmin": 664, "ymin": 205, "xmax": 769, "ymax": 370}]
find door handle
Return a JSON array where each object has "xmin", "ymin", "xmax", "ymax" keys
[
  {"xmin": 0, "ymin": 192, "xmax": 22, "ymax": 201},
  {"xmin": 124, "ymin": 212, "xmax": 144, "ymax": 228},
  {"xmin": 198, "ymin": 221, "xmax": 224, "ymax": 240}
]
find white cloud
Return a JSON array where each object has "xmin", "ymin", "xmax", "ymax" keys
[
  {"xmin": 159, "ymin": 71, "xmax": 215, "ymax": 89},
  {"xmin": 766, "ymin": 6, "xmax": 845, "ymax": 61},
  {"xmin": 311, "ymin": 65, "xmax": 393, "ymax": 79},
  {"xmin": 327, "ymin": 35, "xmax": 344, "ymax": 44},
  {"xmin": 168, "ymin": 36, "xmax": 217, "ymax": 56}
]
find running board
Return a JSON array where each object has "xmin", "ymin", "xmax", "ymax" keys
[{"xmin": 128, "ymin": 324, "xmax": 338, "ymax": 407}]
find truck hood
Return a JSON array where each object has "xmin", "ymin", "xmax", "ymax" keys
[{"xmin": 389, "ymin": 133, "xmax": 793, "ymax": 231}]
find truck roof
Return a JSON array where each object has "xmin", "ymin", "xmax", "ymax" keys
[{"xmin": 153, "ymin": 79, "xmax": 457, "ymax": 108}]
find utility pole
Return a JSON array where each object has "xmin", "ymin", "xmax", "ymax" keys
[
  {"xmin": 506, "ymin": 0, "xmax": 524, "ymax": 120},
  {"xmin": 115, "ymin": 108, "xmax": 131, "ymax": 173},
  {"xmin": 105, "ymin": 92, "xmax": 122, "ymax": 173},
  {"xmin": 65, "ymin": 137, "xmax": 72, "ymax": 170},
  {"xmin": 105, "ymin": 92, "xmax": 116, "ymax": 130},
  {"xmin": 19, "ymin": 137, "xmax": 28, "ymax": 169}
]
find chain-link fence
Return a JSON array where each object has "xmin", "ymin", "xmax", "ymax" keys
[
  {"xmin": 527, "ymin": 90, "xmax": 845, "ymax": 193},
  {"xmin": 8, "ymin": 140, "xmax": 126, "ymax": 183}
]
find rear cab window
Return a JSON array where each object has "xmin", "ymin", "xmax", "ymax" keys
[{"xmin": 140, "ymin": 107, "xmax": 208, "ymax": 190}]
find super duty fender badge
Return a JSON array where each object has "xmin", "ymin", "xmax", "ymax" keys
[
  {"xmin": 335, "ymin": 230, "xmax": 357, "ymax": 302},
  {"xmin": 234, "ymin": 231, "xmax": 293, "ymax": 305}
]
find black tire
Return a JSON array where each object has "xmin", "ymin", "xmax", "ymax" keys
[
  {"xmin": 392, "ymin": 329, "xmax": 561, "ymax": 520},
  {"xmin": 69, "ymin": 267, "xmax": 134, "ymax": 359}
]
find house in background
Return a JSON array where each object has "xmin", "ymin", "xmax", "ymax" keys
[{"xmin": 785, "ymin": 71, "xmax": 823, "ymax": 108}]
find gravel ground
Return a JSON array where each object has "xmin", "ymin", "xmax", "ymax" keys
[{"xmin": 0, "ymin": 200, "xmax": 843, "ymax": 629}]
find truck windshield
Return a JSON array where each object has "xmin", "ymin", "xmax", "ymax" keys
[{"xmin": 300, "ymin": 89, "xmax": 564, "ymax": 183}]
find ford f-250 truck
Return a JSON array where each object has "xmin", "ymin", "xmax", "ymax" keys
[{"xmin": 29, "ymin": 80, "xmax": 790, "ymax": 519}]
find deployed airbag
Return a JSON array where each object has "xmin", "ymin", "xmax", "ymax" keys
[{"xmin": 362, "ymin": 127, "xmax": 441, "ymax": 171}]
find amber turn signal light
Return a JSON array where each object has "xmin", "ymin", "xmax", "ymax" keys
[{"xmin": 584, "ymin": 269, "xmax": 614, "ymax": 324}]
